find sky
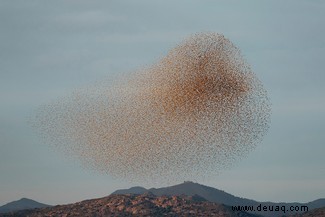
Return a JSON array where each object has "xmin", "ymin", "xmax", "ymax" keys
[{"xmin": 0, "ymin": 0, "xmax": 324, "ymax": 206}]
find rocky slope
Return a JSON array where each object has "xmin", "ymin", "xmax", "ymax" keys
[
  {"xmin": 0, "ymin": 193, "xmax": 260, "ymax": 217},
  {"xmin": 112, "ymin": 181, "xmax": 325, "ymax": 217}
]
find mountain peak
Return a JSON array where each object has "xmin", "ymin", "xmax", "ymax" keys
[
  {"xmin": 111, "ymin": 186, "xmax": 147, "ymax": 195},
  {"xmin": 18, "ymin": 198, "xmax": 33, "ymax": 202},
  {"xmin": 0, "ymin": 198, "xmax": 50, "ymax": 214}
]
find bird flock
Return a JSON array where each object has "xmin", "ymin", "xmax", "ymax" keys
[{"xmin": 35, "ymin": 33, "xmax": 271, "ymax": 185}]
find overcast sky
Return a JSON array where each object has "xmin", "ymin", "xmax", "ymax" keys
[{"xmin": 0, "ymin": 0, "xmax": 324, "ymax": 206}]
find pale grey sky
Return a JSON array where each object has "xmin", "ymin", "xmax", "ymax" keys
[{"xmin": 0, "ymin": 0, "xmax": 324, "ymax": 205}]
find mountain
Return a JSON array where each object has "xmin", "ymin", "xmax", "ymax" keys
[
  {"xmin": 152, "ymin": 181, "xmax": 258, "ymax": 206},
  {"xmin": 112, "ymin": 186, "xmax": 147, "ymax": 195},
  {"xmin": 306, "ymin": 198, "xmax": 325, "ymax": 209},
  {"xmin": 112, "ymin": 181, "xmax": 257, "ymax": 206},
  {"xmin": 0, "ymin": 194, "xmax": 260, "ymax": 217},
  {"xmin": 112, "ymin": 181, "xmax": 325, "ymax": 217},
  {"xmin": 0, "ymin": 198, "xmax": 50, "ymax": 214},
  {"xmin": 1, "ymin": 183, "xmax": 323, "ymax": 217},
  {"xmin": 289, "ymin": 206, "xmax": 325, "ymax": 217}
]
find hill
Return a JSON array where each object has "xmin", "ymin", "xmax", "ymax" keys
[
  {"xmin": 289, "ymin": 206, "xmax": 325, "ymax": 217},
  {"xmin": 1, "ymin": 182, "xmax": 323, "ymax": 216},
  {"xmin": 0, "ymin": 194, "xmax": 260, "ymax": 217},
  {"xmin": 112, "ymin": 181, "xmax": 325, "ymax": 217},
  {"xmin": 113, "ymin": 181, "xmax": 257, "ymax": 206},
  {"xmin": 0, "ymin": 198, "xmax": 50, "ymax": 214}
]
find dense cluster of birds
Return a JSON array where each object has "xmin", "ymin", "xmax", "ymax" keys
[{"xmin": 35, "ymin": 33, "xmax": 271, "ymax": 184}]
